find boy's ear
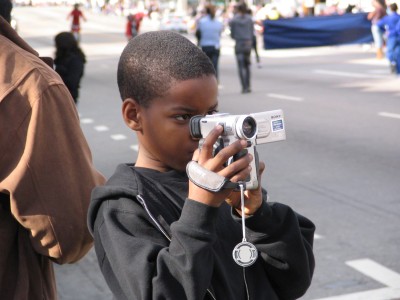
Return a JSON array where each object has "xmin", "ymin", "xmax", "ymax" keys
[{"xmin": 122, "ymin": 98, "xmax": 142, "ymax": 131}]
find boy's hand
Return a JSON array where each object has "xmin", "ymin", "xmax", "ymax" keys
[
  {"xmin": 225, "ymin": 162, "xmax": 265, "ymax": 216},
  {"xmin": 188, "ymin": 125, "xmax": 253, "ymax": 207}
]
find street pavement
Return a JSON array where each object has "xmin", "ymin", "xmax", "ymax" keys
[{"xmin": 12, "ymin": 5, "xmax": 400, "ymax": 300}]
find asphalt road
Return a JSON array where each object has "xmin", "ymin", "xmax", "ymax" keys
[{"xmin": 12, "ymin": 5, "xmax": 400, "ymax": 300}]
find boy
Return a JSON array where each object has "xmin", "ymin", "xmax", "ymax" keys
[{"xmin": 88, "ymin": 31, "xmax": 315, "ymax": 300}]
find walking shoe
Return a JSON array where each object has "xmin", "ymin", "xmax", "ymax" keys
[{"xmin": 390, "ymin": 62, "xmax": 397, "ymax": 74}]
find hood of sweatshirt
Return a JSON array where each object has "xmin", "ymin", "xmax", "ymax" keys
[{"xmin": 87, "ymin": 164, "xmax": 140, "ymax": 235}]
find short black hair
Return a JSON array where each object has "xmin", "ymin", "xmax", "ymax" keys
[
  {"xmin": 117, "ymin": 30, "xmax": 216, "ymax": 106},
  {"xmin": 237, "ymin": 3, "xmax": 248, "ymax": 14}
]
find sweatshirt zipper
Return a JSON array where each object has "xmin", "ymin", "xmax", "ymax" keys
[
  {"xmin": 136, "ymin": 195, "xmax": 217, "ymax": 300},
  {"xmin": 137, "ymin": 195, "xmax": 171, "ymax": 241}
]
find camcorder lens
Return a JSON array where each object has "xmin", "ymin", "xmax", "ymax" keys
[{"xmin": 242, "ymin": 117, "xmax": 257, "ymax": 139}]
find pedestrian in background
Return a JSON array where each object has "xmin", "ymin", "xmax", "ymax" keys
[
  {"xmin": 54, "ymin": 31, "xmax": 86, "ymax": 104},
  {"xmin": 377, "ymin": 3, "xmax": 400, "ymax": 74},
  {"xmin": 197, "ymin": 4, "xmax": 223, "ymax": 81},
  {"xmin": 229, "ymin": 2, "xmax": 254, "ymax": 93},
  {"xmin": 68, "ymin": 3, "xmax": 86, "ymax": 42},
  {"xmin": 395, "ymin": 19, "xmax": 400, "ymax": 74},
  {"xmin": 125, "ymin": 14, "xmax": 137, "ymax": 41},
  {"xmin": 368, "ymin": 0, "xmax": 387, "ymax": 59},
  {"xmin": 0, "ymin": 1, "xmax": 105, "ymax": 299},
  {"xmin": 125, "ymin": 12, "xmax": 143, "ymax": 41}
]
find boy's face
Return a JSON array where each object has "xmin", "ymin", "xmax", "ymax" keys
[{"xmin": 135, "ymin": 75, "xmax": 219, "ymax": 172}]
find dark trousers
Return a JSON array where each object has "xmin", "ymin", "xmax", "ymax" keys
[
  {"xmin": 235, "ymin": 51, "xmax": 251, "ymax": 92},
  {"xmin": 252, "ymin": 34, "xmax": 260, "ymax": 63},
  {"xmin": 202, "ymin": 46, "xmax": 220, "ymax": 79}
]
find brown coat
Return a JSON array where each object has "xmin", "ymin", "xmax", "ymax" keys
[{"xmin": 0, "ymin": 17, "xmax": 105, "ymax": 299}]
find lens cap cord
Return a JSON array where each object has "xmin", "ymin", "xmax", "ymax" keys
[{"xmin": 232, "ymin": 183, "xmax": 258, "ymax": 267}]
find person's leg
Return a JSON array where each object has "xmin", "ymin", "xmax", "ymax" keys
[
  {"xmin": 386, "ymin": 37, "xmax": 396, "ymax": 73},
  {"xmin": 212, "ymin": 48, "xmax": 220, "ymax": 81},
  {"xmin": 243, "ymin": 51, "xmax": 251, "ymax": 92},
  {"xmin": 371, "ymin": 24, "xmax": 384, "ymax": 59},
  {"xmin": 394, "ymin": 42, "xmax": 400, "ymax": 74},
  {"xmin": 252, "ymin": 34, "xmax": 260, "ymax": 65},
  {"xmin": 236, "ymin": 53, "xmax": 247, "ymax": 92},
  {"xmin": 202, "ymin": 46, "xmax": 218, "ymax": 79}
]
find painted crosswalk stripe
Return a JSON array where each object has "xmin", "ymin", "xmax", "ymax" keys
[
  {"xmin": 313, "ymin": 69, "xmax": 385, "ymax": 79},
  {"xmin": 94, "ymin": 125, "xmax": 109, "ymax": 132},
  {"xmin": 346, "ymin": 259, "xmax": 400, "ymax": 288},
  {"xmin": 267, "ymin": 93, "xmax": 303, "ymax": 102},
  {"xmin": 315, "ymin": 259, "xmax": 400, "ymax": 300},
  {"xmin": 315, "ymin": 287, "xmax": 400, "ymax": 300},
  {"xmin": 111, "ymin": 134, "xmax": 127, "ymax": 141},
  {"xmin": 80, "ymin": 118, "xmax": 94, "ymax": 124},
  {"xmin": 130, "ymin": 145, "xmax": 139, "ymax": 152},
  {"xmin": 378, "ymin": 112, "xmax": 400, "ymax": 120}
]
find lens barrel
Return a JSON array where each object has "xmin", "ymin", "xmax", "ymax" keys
[
  {"xmin": 239, "ymin": 116, "xmax": 257, "ymax": 139},
  {"xmin": 189, "ymin": 115, "xmax": 204, "ymax": 138}
]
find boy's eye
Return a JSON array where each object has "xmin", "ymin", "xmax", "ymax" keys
[{"xmin": 175, "ymin": 114, "xmax": 192, "ymax": 121}]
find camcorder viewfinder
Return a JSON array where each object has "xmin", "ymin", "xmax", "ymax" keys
[{"xmin": 189, "ymin": 110, "xmax": 286, "ymax": 190}]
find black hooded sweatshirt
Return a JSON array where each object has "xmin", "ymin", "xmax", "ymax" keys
[{"xmin": 88, "ymin": 164, "xmax": 315, "ymax": 300}]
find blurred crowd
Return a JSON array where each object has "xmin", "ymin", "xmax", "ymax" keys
[{"xmin": 11, "ymin": 0, "xmax": 400, "ymax": 76}]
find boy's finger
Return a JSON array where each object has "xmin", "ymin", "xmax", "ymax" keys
[
  {"xmin": 229, "ymin": 165, "xmax": 252, "ymax": 184},
  {"xmin": 213, "ymin": 140, "xmax": 247, "ymax": 168},
  {"xmin": 258, "ymin": 161, "xmax": 266, "ymax": 177},
  {"xmin": 192, "ymin": 149, "xmax": 200, "ymax": 162},
  {"xmin": 218, "ymin": 149, "xmax": 252, "ymax": 179},
  {"xmin": 198, "ymin": 125, "xmax": 223, "ymax": 162}
]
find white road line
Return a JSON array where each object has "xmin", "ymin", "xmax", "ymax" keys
[
  {"xmin": 378, "ymin": 112, "xmax": 400, "ymax": 120},
  {"xmin": 80, "ymin": 118, "xmax": 94, "ymax": 124},
  {"xmin": 314, "ymin": 234, "xmax": 324, "ymax": 240},
  {"xmin": 314, "ymin": 287, "xmax": 400, "ymax": 300},
  {"xmin": 313, "ymin": 69, "xmax": 385, "ymax": 79},
  {"xmin": 315, "ymin": 259, "xmax": 400, "ymax": 300},
  {"xmin": 130, "ymin": 145, "xmax": 139, "ymax": 152},
  {"xmin": 110, "ymin": 134, "xmax": 127, "ymax": 141},
  {"xmin": 346, "ymin": 259, "xmax": 400, "ymax": 288},
  {"xmin": 94, "ymin": 125, "xmax": 109, "ymax": 132},
  {"xmin": 267, "ymin": 93, "xmax": 303, "ymax": 102}
]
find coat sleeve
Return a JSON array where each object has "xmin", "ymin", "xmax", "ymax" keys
[
  {"xmin": 238, "ymin": 197, "xmax": 315, "ymax": 300},
  {"xmin": 2, "ymin": 82, "xmax": 105, "ymax": 264}
]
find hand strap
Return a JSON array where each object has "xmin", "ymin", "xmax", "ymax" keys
[{"xmin": 186, "ymin": 161, "xmax": 239, "ymax": 192}]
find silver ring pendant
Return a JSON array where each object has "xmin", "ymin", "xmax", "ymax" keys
[{"xmin": 232, "ymin": 241, "xmax": 258, "ymax": 267}]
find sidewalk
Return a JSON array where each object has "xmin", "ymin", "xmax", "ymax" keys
[{"xmin": 55, "ymin": 248, "xmax": 112, "ymax": 299}]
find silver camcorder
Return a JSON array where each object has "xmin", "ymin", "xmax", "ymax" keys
[{"xmin": 189, "ymin": 110, "xmax": 286, "ymax": 190}]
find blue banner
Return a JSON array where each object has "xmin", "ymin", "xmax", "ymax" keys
[{"xmin": 263, "ymin": 13, "xmax": 373, "ymax": 50}]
